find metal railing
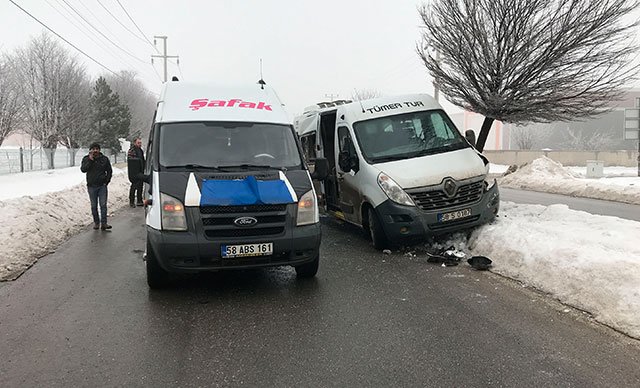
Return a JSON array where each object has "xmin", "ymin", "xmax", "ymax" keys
[{"xmin": 0, "ymin": 148, "xmax": 126, "ymax": 175}]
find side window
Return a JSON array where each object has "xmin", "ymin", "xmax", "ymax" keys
[
  {"xmin": 300, "ymin": 132, "xmax": 317, "ymax": 161},
  {"xmin": 338, "ymin": 126, "xmax": 351, "ymax": 153},
  {"xmin": 145, "ymin": 127, "xmax": 154, "ymax": 175}
]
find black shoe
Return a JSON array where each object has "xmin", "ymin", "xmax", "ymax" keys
[
  {"xmin": 129, "ymin": 203, "xmax": 136, "ymax": 208},
  {"xmin": 101, "ymin": 223, "xmax": 112, "ymax": 230},
  {"xmin": 93, "ymin": 223, "xmax": 100, "ymax": 230},
  {"xmin": 136, "ymin": 202, "xmax": 144, "ymax": 207}
]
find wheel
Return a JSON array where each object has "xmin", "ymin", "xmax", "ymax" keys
[
  {"xmin": 295, "ymin": 254, "xmax": 319, "ymax": 278},
  {"xmin": 146, "ymin": 240, "xmax": 170, "ymax": 289},
  {"xmin": 368, "ymin": 208, "xmax": 390, "ymax": 251}
]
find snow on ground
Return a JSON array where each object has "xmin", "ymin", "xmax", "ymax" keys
[
  {"xmin": 0, "ymin": 166, "xmax": 90, "ymax": 200},
  {"xmin": 0, "ymin": 168, "xmax": 129, "ymax": 281},
  {"xmin": 498, "ymin": 157, "xmax": 640, "ymax": 205},
  {"xmin": 465, "ymin": 202, "xmax": 640, "ymax": 339}
]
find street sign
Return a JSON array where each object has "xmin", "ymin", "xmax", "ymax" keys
[{"xmin": 624, "ymin": 108, "xmax": 640, "ymax": 140}]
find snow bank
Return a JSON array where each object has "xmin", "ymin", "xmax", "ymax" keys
[
  {"xmin": 499, "ymin": 157, "xmax": 640, "ymax": 205},
  {"xmin": 0, "ymin": 172, "xmax": 130, "ymax": 281},
  {"xmin": 0, "ymin": 166, "xmax": 90, "ymax": 200},
  {"xmin": 467, "ymin": 202, "xmax": 640, "ymax": 339}
]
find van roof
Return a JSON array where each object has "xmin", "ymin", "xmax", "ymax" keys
[
  {"xmin": 294, "ymin": 93, "xmax": 442, "ymax": 136},
  {"xmin": 337, "ymin": 94, "xmax": 441, "ymax": 125},
  {"xmin": 155, "ymin": 81, "xmax": 291, "ymax": 125}
]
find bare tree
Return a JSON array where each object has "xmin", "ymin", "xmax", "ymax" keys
[
  {"xmin": 10, "ymin": 33, "xmax": 87, "ymax": 168},
  {"xmin": 510, "ymin": 126, "xmax": 535, "ymax": 150},
  {"xmin": 57, "ymin": 65, "xmax": 92, "ymax": 167},
  {"xmin": 0, "ymin": 57, "xmax": 22, "ymax": 146},
  {"xmin": 417, "ymin": 0, "xmax": 640, "ymax": 152},
  {"xmin": 352, "ymin": 89, "xmax": 382, "ymax": 101},
  {"xmin": 562, "ymin": 127, "xmax": 614, "ymax": 150},
  {"xmin": 104, "ymin": 70, "xmax": 156, "ymax": 140}
]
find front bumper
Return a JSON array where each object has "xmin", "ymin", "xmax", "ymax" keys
[
  {"xmin": 375, "ymin": 183, "xmax": 499, "ymax": 242},
  {"xmin": 147, "ymin": 212, "xmax": 321, "ymax": 273}
]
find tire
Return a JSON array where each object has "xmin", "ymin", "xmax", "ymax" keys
[
  {"xmin": 146, "ymin": 240, "xmax": 170, "ymax": 289},
  {"xmin": 368, "ymin": 208, "xmax": 390, "ymax": 251},
  {"xmin": 295, "ymin": 254, "xmax": 319, "ymax": 278}
]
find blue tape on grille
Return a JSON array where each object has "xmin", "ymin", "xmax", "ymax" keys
[{"xmin": 200, "ymin": 176, "xmax": 294, "ymax": 206}]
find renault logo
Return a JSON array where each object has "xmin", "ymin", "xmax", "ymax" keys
[
  {"xmin": 234, "ymin": 216, "xmax": 258, "ymax": 227},
  {"xmin": 443, "ymin": 179, "xmax": 458, "ymax": 198}
]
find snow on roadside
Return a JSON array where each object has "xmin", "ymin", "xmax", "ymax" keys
[
  {"xmin": 0, "ymin": 166, "xmax": 90, "ymax": 201},
  {"xmin": 499, "ymin": 157, "xmax": 640, "ymax": 205},
  {"xmin": 467, "ymin": 202, "xmax": 640, "ymax": 339},
  {"xmin": 0, "ymin": 172, "xmax": 129, "ymax": 281}
]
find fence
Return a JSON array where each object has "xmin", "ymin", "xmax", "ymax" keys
[
  {"xmin": 0, "ymin": 148, "xmax": 127, "ymax": 175},
  {"xmin": 483, "ymin": 150, "xmax": 639, "ymax": 167}
]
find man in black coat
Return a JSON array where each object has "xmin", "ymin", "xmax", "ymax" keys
[
  {"xmin": 127, "ymin": 137, "xmax": 145, "ymax": 207},
  {"xmin": 81, "ymin": 142, "xmax": 113, "ymax": 230}
]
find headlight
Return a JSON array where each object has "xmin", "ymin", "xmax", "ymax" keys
[
  {"xmin": 484, "ymin": 176, "xmax": 496, "ymax": 191},
  {"xmin": 377, "ymin": 172, "xmax": 415, "ymax": 207},
  {"xmin": 296, "ymin": 190, "xmax": 319, "ymax": 226},
  {"xmin": 160, "ymin": 192, "xmax": 187, "ymax": 231}
]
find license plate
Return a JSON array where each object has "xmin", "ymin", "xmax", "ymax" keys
[
  {"xmin": 221, "ymin": 243, "xmax": 273, "ymax": 258},
  {"xmin": 438, "ymin": 208, "xmax": 472, "ymax": 223}
]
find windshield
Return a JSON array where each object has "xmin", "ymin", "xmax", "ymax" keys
[
  {"xmin": 159, "ymin": 122, "xmax": 302, "ymax": 169},
  {"xmin": 353, "ymin": 110, "xmax": 469, "ymax": 163}
]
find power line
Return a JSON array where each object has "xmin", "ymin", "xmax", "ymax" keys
[
  {"xmin": 114, "ymin": 0, "xmax": 157, "ymax": 53},
  {"xmin": 45, "ymin": 0, "xmax": 137, "ymax": 72},
  {"xmin": 58, "ymin": 0, "xmax": 149, "ymax": 65},
  {"xmin": 95, "ymin": 0, "xmax": 149, "ymax": 46},
  {"xmin": 7, "ymin": 0, "xmax": 119, "ymax": 76}
]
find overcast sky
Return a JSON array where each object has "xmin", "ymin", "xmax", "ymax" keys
[{"xmin": 0, "ymin": 0, "xmax": 454, "ymax": 115}]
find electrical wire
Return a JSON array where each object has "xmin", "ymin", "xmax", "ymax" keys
[
  {"xmin": 114, "ymin": 0, "xmax": 158, "ymax": 53},
  {"xmin": 58, "ymin": 0, "xmax": 149, "ymax": 64},
  {"xmin": 7, "ymin": 0, "xmax": 119, "ymax": 76},
  {"xmin": 95, "ymin": 0, "xmax": 149, "ymax": 46}
]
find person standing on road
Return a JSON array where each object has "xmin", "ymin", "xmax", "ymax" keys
[
  {"xmin": 81, "ymin": 143, "xmax": 113, "ymax": 230},
  {"xmin": 127, "ymin": 137, "xmax": 145, "ymax": 207}
]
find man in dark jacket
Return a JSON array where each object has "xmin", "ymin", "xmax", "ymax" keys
[
  {"xmin": 127, "ymin": 137, "xmax": 145, "ymax": 207},
  {"xmin": 81, "ymin": 142, "xmax": 113, "ymax": 230}
]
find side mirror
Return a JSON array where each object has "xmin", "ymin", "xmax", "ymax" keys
[
  {"xmin": 465, "ymin": 129, "xmax": 476, "ymax": 148},
  {"xmin": 311, "ymin": 157, "xmax": 329, "ymax": 180}
]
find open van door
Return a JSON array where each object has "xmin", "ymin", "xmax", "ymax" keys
[{"xmin": 336, "ymin": 126, "xmax": 361, "ymax": 224}]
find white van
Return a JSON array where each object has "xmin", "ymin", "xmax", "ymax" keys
[
  {"xmin": 142, "ymin": 81, "xmax": 326, "ymax": 288},
  {"xmin": 295, "ymin": 94, "xmax": 499, "ymax": 249}
]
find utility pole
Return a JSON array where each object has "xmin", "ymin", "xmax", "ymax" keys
[
  {"xmin": 151, "ymin": 36, "xmax": 179, "ymax": 82},
  {"xmin": 433, "ymin": 50, "xmax": 440, "ymax": 102},
  {"xmin": 623, "ymin": 97, "xmax": 640, "ymax": 177},
  {"xmin": 325, "ymin": 93, "xmax": 339, "ymax": 102}
]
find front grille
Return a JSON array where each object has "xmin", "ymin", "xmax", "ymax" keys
[
  {"xmin": 202, "ymin": 215, "xmax": 286, "ymax": 226},
  {"xmin": 199, "ymin": 203, "xmax": 289, "ymax": 240},
  {"xmin": 205, "ymin": 227, "xmax": 285, "ymax": 238},
  {"xmin": 200, "ymin": 204, "xmax": 287, "ymax": 214},
  {"xmin": 409, "ymin": 180, "xmax": 484, "ymax": 211}
]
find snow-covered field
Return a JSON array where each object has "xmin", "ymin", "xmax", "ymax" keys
[
  {"xmin": 0, "ymin": 167, "xmax": 129, "ymax": 281},
  {"xmin": 496, "ymin": 157, "xmax": 640, "ymax": 205}
]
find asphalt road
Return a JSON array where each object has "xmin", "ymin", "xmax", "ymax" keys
[
  {"xmin": 1, "ymin": 208, "xmax": 640, "ymax": 387},
  {"xmin": 500, "ymin": 187, "xmax": 640, "ymax": 221}
]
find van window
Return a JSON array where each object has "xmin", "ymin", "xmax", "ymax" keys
[
  {"xmin": 353, "ymin": 110, "xmax": 468, "ymax": 163},
  {"xmin": 300, "ymin": 132, "xmax": 316, "ymax": 161},
  {"xmin": 159, "ymin": 122, "xmax": 302, "ymax": 169}
]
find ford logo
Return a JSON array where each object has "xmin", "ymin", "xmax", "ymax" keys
[{"xmin": 234, "ymin": 216, "xmax": 258, "ymax": 227}]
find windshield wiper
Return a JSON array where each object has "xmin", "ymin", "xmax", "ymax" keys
[
  {"xmin": 218, "ymin": 164, "xmax": 278, "ymax": 170},
  {"xmin": 164, "ymin": 164, "xmax": 222, "ymax": 170}
]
